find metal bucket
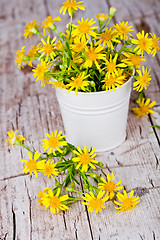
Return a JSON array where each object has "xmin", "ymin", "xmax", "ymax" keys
[{"xmin": 56, "ymin": 76, "xmax": 133, "ymax": 152}]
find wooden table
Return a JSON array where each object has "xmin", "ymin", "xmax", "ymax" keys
[{"xmin": 0, "ymin": 0, "xmax": 160, "ymax": 239}]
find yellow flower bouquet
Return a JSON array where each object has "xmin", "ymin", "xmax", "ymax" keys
[
  {"xmin": 15, "ymin": 0, "xmax": 159, "ymax": 114},
  {"xmin": 15, "ymin": 0, "xmax": 160, "ymax": 151}
]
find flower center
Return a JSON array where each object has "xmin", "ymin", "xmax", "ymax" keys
[
  {"xmin": 73, "ymin": 77, "xmax": 83, "ymax": 87},
  {"xmin": 28, "ymin": 46, "xmax": 37, "ymax": 57},
  {"xmin": 74, "ymin": 43, "xmax": 84, "ymax": 51},
  {"xmin": 130, "ymin": 55, "xmax": 141, "ymax": 66},
  {"xmin": 48, "ymin": 136, "xmax": 59, "ymax": 148},
  {"xmin": 140, "ymin": 106, "xmax": 148, "ymax": 114},
  {"xmin": 78, "ymin": 23, "xmax": 90, "ymax": 34},
  {"xmin": 105, "ymin": 76, "xmax": 116, "ymax": 86},
  {"xmin": 139, "ymin": 39, "xmax": 148, "ymax": 49},
  {"xmin": 139, "ymin": 74, "xmax": 149, "ymax": 85},
  {"xmin": 101, "ymin": 32, "xmax": 111, "ymax": 41},
  {"xmin": 122, "ymin": 198, "xmax": 133, "ymax": 210},
  {"xmin": 49, "ymin": 196, "xmax": 60, "ymax": 208},
  {"xmin": 90, "ymin": 198, "xmax": 102, "ymax": 209},
  {"xmin": 87, "ymin": 49, "xmax": 97, "ymax": 61},
  {"xmin": 104, "ymin": 182, "xmax": 116, "ymax": 192},
  {"xmin": 65, "ymin": 2, "xmax": 77, "ymax": 9},
  {"xmin": 106, "ymin": 61, "xmax": 116, "ymax": 72},
  {"xmin": 79, "ymin": 153, "xmax": 91, "ymax": 164},
  {"xmin": 120, "ymin": 26, "xmax": 128, "ymax": 34},
  {"xmin": 44, "ymin": 165, "xmax": 53, "ymax": 175},
  {"xmin": 36, "ymin": 66, "xmax": 45, "ymax": 77},
  {"xmin": 27, "ymin": 159, "xmax": 37, "ymax": 171},
  {"xmin": 44, "ymin": 44, "xmax": 53, "ymax": 54}
]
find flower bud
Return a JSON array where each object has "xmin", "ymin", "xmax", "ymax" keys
[
  {"xmin": 66, "ymin": 187, "xmax": 75, "ymax": 192},
  {"xmin": 50, "ymin": 24, "xmax": 57, "ymax": 31},
  {"xmin": 96, "ymin": 162, "xmax": 104, "ymax": 168},
  {"xmin": 31, "ymin": 27, "xmax": 39, "ymax": 34},
  {"xmin": 109, "ymin": 7, "xmax": 116, "ymax": 18},
  {"xmin": 90, "ymin": 173, "xmax": 97, "ymax": 178},
  {"xmin": 128, "ymin": 66, "xmax": 134, "ymax": 71},
  {"xmin": 23, "ymin": 55, "xmax": 30, "ymax": 61}
]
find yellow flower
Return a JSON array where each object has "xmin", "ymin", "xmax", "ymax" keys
[
  {"xmin": 96, "ymin": 13, "xmax": 108, "ymax": 22},
  {"xmin": 102, "ymin": 72, "xmax": 124, "ymax": 91},
  {"xmin": 103, "ymin": 53, "xmax": 126, "ymax": 77},
  {"xmin": 39, "ymin": 160, "xmax": 59, "ymax": 179},
  {"xmin": 133, "ymin": 66, "xmax": 151, "ymax": 92},
  {"xmin": 42, "ymin": 16, "xmax": 62, "ymax": 35},
  {"xmin": 55, "ymin": 41, "xmax": 63, "ymax": 50},
  {"xmin": 121, "ymin": 52, "xmax": 146, "ymax": 69},
  {"xmin": 27, "ymin": 44, "xmax": 40, "ymax": 58},
  {"xmin": 27, "ymin": 44, "xmax": 41, "ymax": 66},
  {"xmin": 114, "ymin": 21, "xmax": 134, "ymax": 40},
  {"xmin": 132, "ymin": 98, "xmax": 155, "ymax": 117},
  {"xmin": 98, "ymin": 172, "xmax": 123, "ymax": 199},
  {"xmin": 132, "ymin": 30, "xmax": 152, "ymax": 56},
  {"xmin": 39, "ymin": 35, "xmax": 56, "ymax": 61},
  {"xmin": 42, "ymin": 130, "xmax": 68, "ymax": 155},
  {"xmin": 84, "ymin": 43, "xmax": 105, "ymax": 71},
  {"xmin": 95, "ymin": 28, "xmax": 120, "ymax": 49},
  {"xmin": 15, "ymin": 46, "xmax": 26, "ymax": 69},
  {"xmin": 71, "ymin": 35, "xmax": 88, "ymax": 52},
  {"xmin": 150, "ymin": 33, "xmax": 160, "ymax": 57},
  {"xmin": 72, "ymin": 18, "xmax": 98, "ymax": 40},
  {"xmin": 60, "ymin": 0, "xmax": 85, "ymax": 16},
  {"xmin": 5, "ymin": 130, "xmax": 26, "ymax": 146},
  {"xmin": 21, "ymin": 151, "xmax": 44, "ymax": 178},
  {"xmin": 42, "ymin": 188, "xmax": 69, "ymax": 214},
  {"xmin": 49, "ymin": 80, "xmax": 66, "ymax": 89},
  {"xmin": 32, "ymin": 60, "xmax": 50, "ymax": 87},
  {"xmin": 72, "ymin": 145, "xmax": 98, "ymax": 172},
  {"xmin": 82, "ymin": 190, "xmax": 109, "ymax": 213},
  {"xmin": 66, "ymin": 72, "xmax": 90, "ymax": 95},
  {"xmin": 23, "ymin": 19, "xmax": 40, "ymax": 38},
  {"xmin": 114, "ymin": 190, "xmax": 140, "ymax": 213},
  {"xmin": 37, "ymin": 187, "xmax": 51, "ymax": 206}
]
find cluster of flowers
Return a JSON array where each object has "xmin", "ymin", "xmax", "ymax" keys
[
  {"xmin": 5, "ymin": 129, "xmax": 140, "ymax": 214},
  {"xmin": 15, "ymin": 0, "xmax": 159, "ymax": 116}
]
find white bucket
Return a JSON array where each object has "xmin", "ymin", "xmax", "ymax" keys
[{"xmin": 56, "ymin": 76, "xmax": 133, "ymax": 152}]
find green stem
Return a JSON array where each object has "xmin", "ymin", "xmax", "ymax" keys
[
  {"xmin": 117, "ymin": 42, "xmax": 128, "ymax": 56},
  {"xmin": 37, "ymin": 32, "xmax": 46, "ymax": 40},
  {"xmin": 69, "ymin": 15, "xmax": 73, "ymax": 40},
  {"xmin": 124, "ymin": 70, "xmax": 135, "ymax": 77},
  {"xmin": 16, "ymin": 142, "xmax": 34, "ymax": 154},
  {"xmin": 101, "ymin": 17, "xmax": 112, "ymax": 31}
]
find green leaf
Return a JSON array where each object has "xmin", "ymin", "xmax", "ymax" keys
[
  {"xmin": 152, "ymin": 125, "xmax": 160, "ymax": 130},
  {"xmin": 72, "ymin": 176, "xmax": 80, "ymax": 185},
  {"xmin": 65, "ymin": 175, "xmax": 71, "ymax": 187}
]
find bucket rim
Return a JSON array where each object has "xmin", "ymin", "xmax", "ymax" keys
[{"xmin": 56, "ymin": 71, "xmax": 134, "ymax": 96}]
